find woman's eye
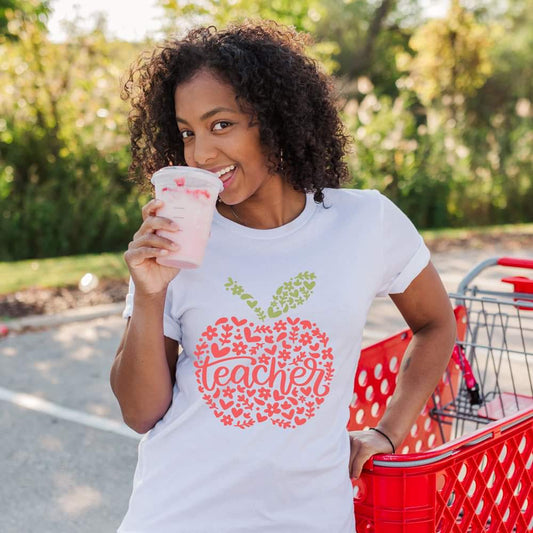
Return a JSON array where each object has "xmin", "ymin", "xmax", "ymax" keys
[
  {"xmin": 213, "ymin": 121, "xmax": 232, "ymax": 131},
  {"xmin": 179, "ymin": 130, "xmax": 193, "ymax": 139}
]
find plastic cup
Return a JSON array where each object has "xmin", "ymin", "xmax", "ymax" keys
[{"xmin": 151, "ymin": 166, "xmax": 223, "ymax": 269}]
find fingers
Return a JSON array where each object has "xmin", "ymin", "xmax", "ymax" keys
[
  {"xmin": 348, "ymin": 435, "xmax": 369, "ymax": 480},
  {"xmin": 135, "ymin": 213, "xmax": 179, "ymax": 241},
  {"xmin": 139, "ymin": 198, "xmax": 179, "ymax": 233},
  {"xmin": 125, "ymin": 199, "xmax": 181, "ymax": 268},
  {"xmin": 126, "ymin": 232, "xmax": 179, "ymax": 265},
  {"xmin": 141, "ymin": 198, "xmax": 163, "ymax": 221},
  {"xmin": 350, "ymin": 449, "xmax": 372, "ymax": 480},
  {"xmin": 133, "ymin": 199, "xmax": 180, "ymax": 244},
  {"xmin": 128, "ymin": 233, "xmax": 179, "ymax": 252},
  {"xmin": 124, "ymin": 246, "xmax": 171, "ymax": 268},
  {"xmin": 348, "ymin": 430, "xmax": 393, "ymax": 479}
]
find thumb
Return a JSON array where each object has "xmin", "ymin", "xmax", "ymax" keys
[
  {"xmin": 349, "ymin": 437, "xmax": 363, "ymax": 479},
  {"xmin": 351, "ymin": 448, "xmax": 372, "ymax": 480}
]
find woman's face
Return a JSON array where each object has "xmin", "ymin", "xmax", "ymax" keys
[{"xmin": 174, "ymin": 69, "xmax": 279, "ymax": 205}]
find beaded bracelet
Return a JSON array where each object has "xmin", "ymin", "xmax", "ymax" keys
[{"xmin": 370, "ymin": 427, "xmax": 395, "ymax": 453}]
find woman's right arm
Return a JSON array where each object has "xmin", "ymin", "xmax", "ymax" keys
[{"xmin": 110, "ymin": 199, "xmax": 182, "ymax": 434}]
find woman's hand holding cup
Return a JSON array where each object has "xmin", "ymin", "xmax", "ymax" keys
[{"xmin": 124, "ymin": 199, "xmax": 181, "ymax": 296}]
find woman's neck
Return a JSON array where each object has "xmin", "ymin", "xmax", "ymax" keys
[{"xmin": 218, "ymin": 178, "xmax": 307, "ymax": 230}]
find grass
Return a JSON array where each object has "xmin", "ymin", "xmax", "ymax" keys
[
  {"xmin": 421, "ymin": 222, "xmax": 533, "ymax": 242},
  {"xmin": 0, "ymin": 252, "xmax": 128, "ymax": 295},
  {"xmin": 1, "ymin": 222, "xmax": 532, "ymax": 295}
]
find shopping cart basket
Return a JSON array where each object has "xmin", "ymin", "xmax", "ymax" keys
[{"xmin": 349, "ymin": 257, "xmax": 533, "ymax": 532}]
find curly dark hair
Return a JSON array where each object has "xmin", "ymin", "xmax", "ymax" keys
[{"xmin": 122, "ymin": 20, "xmax": 351, "ymax": 203}]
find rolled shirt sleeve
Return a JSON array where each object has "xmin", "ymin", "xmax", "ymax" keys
[{"xmin": 376, "ymin": 193, "xmax": 431, "ymax": 297}]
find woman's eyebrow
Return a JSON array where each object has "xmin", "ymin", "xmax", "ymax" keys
[{"xmin": 176, "ymin": 106, "xmax": 239, "ymax": 124}]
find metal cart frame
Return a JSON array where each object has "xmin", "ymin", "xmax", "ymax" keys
[{"xmin": 349, "ymin": 257, "xmax": 533, "ymax": 532}]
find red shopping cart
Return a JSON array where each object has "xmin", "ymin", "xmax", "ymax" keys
[{"xmin": 349, "ymin": 257, "xmax": 533, "ymax": 532}]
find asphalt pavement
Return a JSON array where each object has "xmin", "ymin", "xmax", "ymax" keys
[{"xmin": 1, "ymin": 245, "xmax": 532, "ymax": 533}]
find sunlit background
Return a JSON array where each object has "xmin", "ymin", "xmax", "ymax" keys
[
  {"xmin": 47, "ymin": 0, "xmax": 450, "ymax": 42},
  {"xmin": 48, "ymin": 0, "xmax": 163, "ymax": 42},
  {"xmin": 1, "ymin": 0, "xmax": 532, "ymax": 261}
]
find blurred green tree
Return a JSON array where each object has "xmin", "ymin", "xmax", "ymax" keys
[
  {"xmin": 467, "ymin": 0, "xmax": 533, "ymax": 222},
  {"xmin": 0, "ymin": 7, "xmax": 147, "ymax": 259},
  {"xmin": 0, "ymin": 0, "xmax": 49, "ymax": 40},
  {"xmin": 343, "ymin": 0, "xmax": 532, "ymax": 227},
  {"xmin": 156, "ymin": 0, "xmax": 422, "ymax": 78},
  {"xmin": 157, "ymin": 0, "xmax": 340, "ymax": 71},
  {"xmin": 397, "ymin": 0, "xmax": 493, "ymax": 108},
  {"xmin": 1, "ymin": 0, "xmax": 531, "ymax": 263},
  {"xmin": 397, "ymin": 0, "xmax": 495, "ymax": 223}
]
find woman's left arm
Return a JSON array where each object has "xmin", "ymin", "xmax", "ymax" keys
[{"xmin": 349, "ymin": 261, "xmax": 457, "ymax": 478}]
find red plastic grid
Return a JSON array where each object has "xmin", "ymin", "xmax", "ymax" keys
[
  {"xmin": 353, "ymin": 410, "xmax": 533, "ymax": 532},
  {"xmin": 435, "ymin": 424, "xmax": 533, "ymax": 531},
  {"xmin": 350, "ymin": 302, "xmax": 532, "ymax": 532},
  {"xmin": 348, "ymin": 307, "xmax": 467, "ymax": 453}
]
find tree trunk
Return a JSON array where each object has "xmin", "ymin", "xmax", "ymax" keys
[{"xmin": 348, "ymin": 0, "xmax": 396, "ymax": 78}]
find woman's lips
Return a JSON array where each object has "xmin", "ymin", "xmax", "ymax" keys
[{"xmin": 219, "ymin": 166, "xmax": 237, "ymax": 189}]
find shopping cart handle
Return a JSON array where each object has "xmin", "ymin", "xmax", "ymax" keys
[
  {"xmin": 457, "ymin": 257, "xmax": 533, "ymax": 294},
  {"xmin": 498, "ymin": 257, "xmax": 533, "ymax": 269}
]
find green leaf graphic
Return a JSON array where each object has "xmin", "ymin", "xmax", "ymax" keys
[
  {"xmin": 225, "ymin": 278, "xmax": 266, "ymax": 321},
  {"xmin": 267, "ymin": 272, "xmax": 317, "ymax": 318},
  {"xmin": 225, "ymin": 272, "xmax": 317, "ymax": 321}
]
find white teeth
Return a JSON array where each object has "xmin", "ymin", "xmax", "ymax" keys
[{"xmin": 216, "ymin": 165, "xmax": 236, "ymax": 179}]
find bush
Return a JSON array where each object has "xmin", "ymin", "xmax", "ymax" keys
[
  {"xmin": 0, "ymin": 124, "xmax": 145, "ymax": 260},
  {"xmin": 0, "ymin": 17, "xmax": 148, "ymax": 260}
]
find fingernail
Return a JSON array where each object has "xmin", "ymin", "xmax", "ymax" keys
[{"xmin": 159, "ymin": 249, "xmax": 168, "ymax": 255}]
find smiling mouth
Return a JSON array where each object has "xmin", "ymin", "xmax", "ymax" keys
[{"xmin": 215, "ymin": 165, "xmax": 236, "ymax": 182}]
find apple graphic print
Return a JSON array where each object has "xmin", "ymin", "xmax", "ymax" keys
[{"xmin": 193, "ymin": 272, "xmax": 335, "ymax": 429}]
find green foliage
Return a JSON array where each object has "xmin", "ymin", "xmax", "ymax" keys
[
  {"xmin": 1, "ymin": 0, "xmax": 532, "ymax": 263},
  {"xmin": 157, "ymin": 0, "xmax": 421, "ymax": 78},
  {"xmin": 342, "ymin": 72, "xmax": 533, "ymax": 227},
  {"xmin": 398, "ymin": 0, "xmax": 494, "ymax": 106},
  {"xmin": 0, "ymin": 0, "xmax": 50, "ymax": 41},
  {"xmin": 0, "ymin": 10, "xmax": 148, "ymax": 260},
  {"xmin": 342, "ymin": 87, "xmax": 451, "ymax": 227},
  {"xmin": 158, "ymin": 0, "xmax": 341, "ymax": 72},
  {"xmin": 0, "ymin": 131, "xmax": 144, "ymax": 259},
  {"xmin": 342, "ymin": 0, "xmax": 532, "ymax": 228}
]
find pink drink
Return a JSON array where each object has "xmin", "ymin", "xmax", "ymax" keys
[{"xmin": 151, "ymin": 167, "xmax": 223, "ymax": 269}]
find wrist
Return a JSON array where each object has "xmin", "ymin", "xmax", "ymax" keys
[
  {"xmin": 370, "ymin": 427, "xmax": 396, "ymax": 454},
  {"xmin": 133, "ymin": 289, "xmax": 167, "ymax": 309}
]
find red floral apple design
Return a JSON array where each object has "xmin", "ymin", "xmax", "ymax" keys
[{"xmin": 193, "ymin": 272, "xmax": 335, "ymax": 429}]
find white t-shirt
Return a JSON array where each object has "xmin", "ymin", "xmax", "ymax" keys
[{"xmin": 118, "ymin": 188, "xmax": 430, "ymax": 533}]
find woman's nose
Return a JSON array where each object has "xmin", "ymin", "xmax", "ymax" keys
[{"xmin": 191, "ymin": 132, "xmax": 218, "ymax": 166}]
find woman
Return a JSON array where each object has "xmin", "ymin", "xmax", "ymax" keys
[{"xmin": 111, "ymin": 20, "xmax": 456, "ymax": 533}]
